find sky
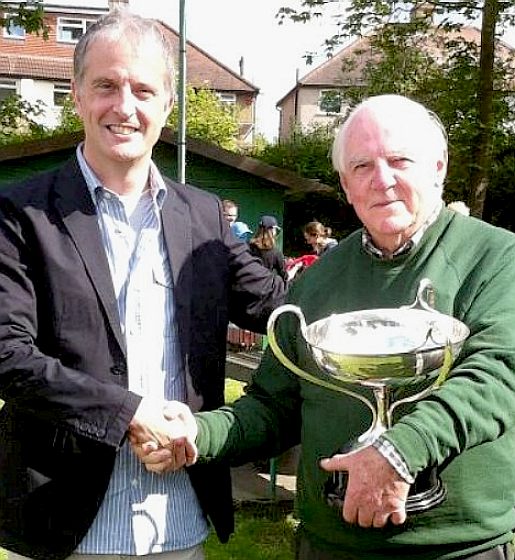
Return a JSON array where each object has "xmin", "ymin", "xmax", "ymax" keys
[
  {"xmin": 127, "ymin": 0, "xmax": 515, "ymax": 142},
  {"xmin": 128, "ymin": 0, "xmax": 347, "ymax": 141}
]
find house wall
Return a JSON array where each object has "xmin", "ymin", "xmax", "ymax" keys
[
  {"xmin": 278, "ymin": 87, "xmax": 341, "ymax": 140},
  {"xmin": 0, "ymin": 12, "xmax": 78, "ymax": 56}
]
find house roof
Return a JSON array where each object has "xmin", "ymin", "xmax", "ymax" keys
[
  {"xmin": 0, "ymin": 54, "xmax": 73, "ymax": 80},
  {"xmin": 0, "ymin": 20, "xmax": 258, "ymax": 95},
  {"xmin": 276, "ymin": 25, "xmax": 515, "ymax": 106},
  {"xmin": 162, "ymin": 24, "xmax": 259, "ymax": 94},
  {"xmin": 0, "ymin": 128, "xmax": 332, "ymax": 195}
]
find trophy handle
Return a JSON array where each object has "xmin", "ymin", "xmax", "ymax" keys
[
  {"xmin": 266, "ymin": 304, "xmax": 377, "ymax": 419},
  {"xmin": 401, "ymin": 277, "xmax": 436, "ymax": 312}
]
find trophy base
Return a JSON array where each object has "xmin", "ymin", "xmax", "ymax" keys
[{"xmin": 324, "ymin": 467, "xmax": 446, "ymax": 514}]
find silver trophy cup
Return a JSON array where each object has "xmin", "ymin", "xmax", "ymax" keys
[{"xmin": 266, "ymin": 279, "xmax": 469, "ymax": 513}]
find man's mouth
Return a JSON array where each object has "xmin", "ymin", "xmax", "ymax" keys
[{"xmin": 107, "ymin": 124, "xmax": 139, "ymax": 135}]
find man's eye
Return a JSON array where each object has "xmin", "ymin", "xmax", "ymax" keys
[{"xmin": 391, "ymin": 158, "xmax": 412, "ymax": 167}]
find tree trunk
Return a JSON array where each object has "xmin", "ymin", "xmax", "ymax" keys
[{"xmin": 467, "ymin": 0, "xmax": 499, "ymax": 218}]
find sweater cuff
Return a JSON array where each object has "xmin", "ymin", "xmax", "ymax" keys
[{"xmin": 372, "ymin": 436, "xmax": 415, "ymax": 484}]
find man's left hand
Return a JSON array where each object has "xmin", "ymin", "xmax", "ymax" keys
[{"xmin": 320, "ymin": 445, "xmax": 410, "ymax": 528}]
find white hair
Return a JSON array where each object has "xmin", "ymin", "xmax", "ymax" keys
[{"xmin": 331, "ymin": 94, "xmax": 448, "ymax": 177}]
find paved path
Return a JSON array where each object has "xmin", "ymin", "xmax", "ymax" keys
[{"xmin": 231, "ymin": 446, "xmax": 299, "ymax": 503}]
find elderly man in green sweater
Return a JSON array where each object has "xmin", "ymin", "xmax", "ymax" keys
[{"xmin": 135, "ymin": 95, "xmax": 515, "ymax": 560}]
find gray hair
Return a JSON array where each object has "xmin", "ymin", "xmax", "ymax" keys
[
  {"xmin": 73, "ymin": 10, "xmax": 176, "ymax": 103},
  {"xmin": 331, "ymin": 94, "xmax": 448, "ymax": 175}
]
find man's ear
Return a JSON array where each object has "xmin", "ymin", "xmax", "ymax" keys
[{"xmin": 71, "ymin": 80, "xmax": 83, "ymax": 118}]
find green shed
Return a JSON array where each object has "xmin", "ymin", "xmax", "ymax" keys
[{"xmin": 0, "ymin": 129, "xmax": 332, "ymax": 250}]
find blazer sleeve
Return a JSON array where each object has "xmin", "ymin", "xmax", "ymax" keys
[{"xmin": 0, "ymin": 177, "xmax": 140, "ymax": 449}]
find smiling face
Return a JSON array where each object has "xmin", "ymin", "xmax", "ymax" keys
[
  {"xmin": 339, "ymin": 105, "xmax": 447, "ymax": 253},
  {"xmin": 72, "ymin": 34, "xmax": 172, "ymax": 180}
]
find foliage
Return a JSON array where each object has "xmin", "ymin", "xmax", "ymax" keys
[
  {"xmin": 276, "ymin": 0, "xmax": 515, "ymax": 226},
  {"xmin": 0, "ymin": 93, "xmax": 48, "ymax": 144},
  {"xmin": 252, "ymin": 123, "xmax": 339, "ymax": 187},
  {"xmin": 55, "ymin": 95, "xmax": 84, "ymax": 134},
  {"xmin": 253, "ymin": 125, "xmax": 359, "ymax": 254},
  {"xmin": 168, "ymin": 86, "xmax": 240, "ymax": 151},
  {"xmin": 0, "ymin": 1, "xmax": 48, "ymax": 38}
]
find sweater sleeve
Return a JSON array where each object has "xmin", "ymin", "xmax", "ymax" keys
[
  {"xmin": 384, "ymin": 228, "xmax": 515, "ymax": 475},
  {"xmin": 195, "ymin": 312, "xmax": 302, "ymax": 465}
]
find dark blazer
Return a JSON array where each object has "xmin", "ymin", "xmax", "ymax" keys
[{"xmin": 0, "ymin": 157, "xmax": 285, "ymax": 560}]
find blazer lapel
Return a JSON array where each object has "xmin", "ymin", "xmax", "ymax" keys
[{"xmin": 53, "ymin": 159, "xmax": 126, "ymax": 356}]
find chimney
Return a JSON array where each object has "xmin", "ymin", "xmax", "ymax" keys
[
  {"xmin": 410, "ymin": 2, "xmax": 435, "ymax": 23},
  {"xmin": 239, "ymin": 56, "xmax": 244, "ymax": 77},
  {"xmin": 108, "ymin": 0, "xmax": 130, "ymax": 11}
]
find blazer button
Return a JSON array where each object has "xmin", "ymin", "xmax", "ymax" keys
[{"xmin": 110, "ymin": 364, "xmax": 127, "ymax": 376}]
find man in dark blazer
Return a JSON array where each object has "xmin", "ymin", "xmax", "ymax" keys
[{"xmin": 0, "ymin": 11, "xmax": 284, "ymax": 560}]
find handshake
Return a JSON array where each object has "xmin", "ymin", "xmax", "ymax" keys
[{"xmin": 128, "ymin": 398, "xmax": 198, "ymax": 474}]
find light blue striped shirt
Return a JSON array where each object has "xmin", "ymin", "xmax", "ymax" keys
[{"xmin": 74, "ymin": 146, "xmax": 208, "ymax": 555}]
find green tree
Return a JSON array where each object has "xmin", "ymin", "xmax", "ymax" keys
[
  {"xmin": 168, "ymin": 86, "xmax": 240, "ymax": 151},
  {"xmin": 0, "ymin": 1, "xmax": 48, "ymax": 37},
  {"xmin": 278, "ymin": 0, "xmax": 515, "ymax": 219},
  {"xmin": 0, "ymin": 93, "xmax": 48, "ymax": 144},
  {"xmin": 55, "ymin": 95, "xmax": 83, "ymax": 133}
]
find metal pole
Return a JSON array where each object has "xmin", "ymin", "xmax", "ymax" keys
[{"xmin": 177, "ymin": 0, "xmax": 187, "ymax": 184}]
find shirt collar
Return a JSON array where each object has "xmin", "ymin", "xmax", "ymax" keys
[
  {"xmin": 362, "ymin": 201, "xmax": 443, "ymax": 260},
  {"xmin": 75, "ymin": 142, "xmax": 167, "ymax": 207}
]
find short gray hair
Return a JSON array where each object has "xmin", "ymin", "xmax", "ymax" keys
[
  {"xmin": 331, "ymin": 94, "xmax": 448, "ymax": 174},
  {"xmin": 73, "ymin": 10, "xmax": 176, "ymax": 103}
]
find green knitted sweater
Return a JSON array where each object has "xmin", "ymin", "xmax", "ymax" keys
[{"xmin": 196, "ymin": 208, "xmax": 515, "ymax": 559}]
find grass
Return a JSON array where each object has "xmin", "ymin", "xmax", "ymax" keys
[{"xmin": 205, "ymin": 502, "xmax": 296, "ymax": 560}]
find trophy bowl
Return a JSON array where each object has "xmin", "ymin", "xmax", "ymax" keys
[
  {"xmin": 266, "ymin": 279, "xmax": 470, "ymax": 514},
  {"xmin": 306, "ymin": 307, "xmax": 470, "ymax": 388}
]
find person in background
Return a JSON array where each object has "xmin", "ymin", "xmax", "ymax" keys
[
  {"xmin": 0, "ymin": 11, "xmax": 285, "ymax": 560},
  {"xmin": 303, "ymin": 221, "xmax": 338, "ymax": 256},
  {"xmin": 222, "ymin": 199, "xmax": 239, "ymax": 225},
  {"xmin": 231, "ymin": 220, "xmax": 253, "ymax": 242},
  {"xmin": 137, "ymin": 94, "xmax": 515, "ymax": 560},
  {"xmin": 222, "ymin": 199, "xmax": 253, "ymax": 242},
  {"xmin": 249, "ymin": 215, "xmax": 288, "ymax": 284}
]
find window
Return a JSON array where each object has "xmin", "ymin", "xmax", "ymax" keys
[
  {"xmin": 53, "ymin": 82, "xmax": 71, "ymax": 106},
  {"xmin": 57, "ymin": 17, "xmax": 95, "ymax": 43},
  {"xmin": 0, "ymin": 79, "xmax": 17, "ymax": 103},
  {"xmin": 3, "ymin": 14, "xmax": 26, "ymax": 39},
  {"xmin": 318, "ymin": 90, "xmax": 343, "ymax": 115},
  {"xmin": 217, "ymin": 92, "xmax": 236, "ymax": 106}
]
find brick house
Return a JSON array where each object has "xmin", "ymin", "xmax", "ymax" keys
[
  {"xmin": 276, "ymin": 25, "xmax": 515, "ymax": 140},
  {"xmin": 0, "ymin": 0, "xmax": 259, "ymax": 143}
]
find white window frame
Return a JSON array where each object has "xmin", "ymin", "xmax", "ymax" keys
[
  {"xmin": 53, "ymin": 82, "xmax": 71, "ymax": 107},
  {"xmin": 217, "ymin": 92, "xmax": 237, "ymax": 106},
  {"xmin": 0, "ymin": 79, "xmax": 18, "ymax": 102},
  {"xmin": 3, "ymin": 13, "xmax": 26, "ymax": 39},
  {"xmin": 56, "ymin": 17, "xmax": 95, "ymax": 44},
  {"xmin": 318, "ymin": 89, "xmax": 343, "ymax": 115}
]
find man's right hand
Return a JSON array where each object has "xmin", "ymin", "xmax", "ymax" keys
[{"xmin": 128, "ymin": 399, "xmax": 198, "ymax": 473}]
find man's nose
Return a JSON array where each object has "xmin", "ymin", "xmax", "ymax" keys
[
  {"xmin": 115, "ymin": 85, "xmax": 137, "ymax": 119},
  {"xmin": 372, "ymin": 160, "xmax": 396, "ymax": 190}
]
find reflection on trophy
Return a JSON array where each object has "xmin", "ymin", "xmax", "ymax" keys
[{"xmin": 266, "ymin": 278, "xmax": 469, "ymax": 514}]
